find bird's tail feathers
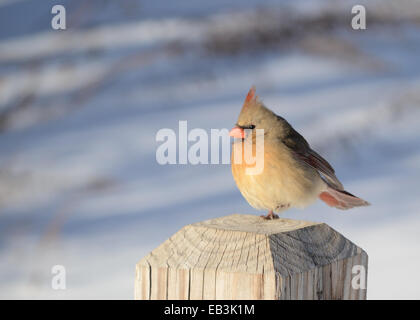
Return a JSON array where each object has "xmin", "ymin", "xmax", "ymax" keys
[{"xmin": 319, "ymin": 186, "xmax": 370, "ymax": 210}]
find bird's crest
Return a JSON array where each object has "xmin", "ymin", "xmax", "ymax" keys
[
  {"xmin": 245, "ymin": 86, "xmax": 256, "ymax": 103},
  {"xmin": 242, "ymin": 86, "xmax": 260, "ymax": 112}
]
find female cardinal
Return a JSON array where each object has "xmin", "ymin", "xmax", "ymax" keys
[{"xmin": 230, "ymin": 86, "xmax": 369, "ymax": 219}]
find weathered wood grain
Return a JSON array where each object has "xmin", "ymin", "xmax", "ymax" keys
[{"xmin": 135, "ymin": 214, "xmax": 368, "ymax": 300}]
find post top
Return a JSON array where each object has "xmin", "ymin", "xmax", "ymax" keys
[
  {"xmin": 138, "ymin": 214, "xmax": 363, "ymax": 275},
  {"xmin": 136, "ymin": 213, "xmax": 368, "ymax": 300},
  {"xmin": 191, "ymin": 213, "xmax": 320, "ymax": 235}
]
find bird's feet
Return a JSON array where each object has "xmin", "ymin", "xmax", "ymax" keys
[{"xmin": 260, "ymin": 210, "xmax": 279, "ymax": 220}]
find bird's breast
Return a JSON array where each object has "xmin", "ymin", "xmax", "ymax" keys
[{"xmin": 231, "ymin": 139, "xmax": 323, "ymax": 211}]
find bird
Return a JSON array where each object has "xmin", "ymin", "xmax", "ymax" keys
[{"xmin": 230, "ymin": 86, "xmax": 370, "ymax": 219}]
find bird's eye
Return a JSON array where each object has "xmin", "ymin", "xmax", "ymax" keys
[{"xmin": 242, "ymin": 125, "xmax": 255, "ymax": 130}]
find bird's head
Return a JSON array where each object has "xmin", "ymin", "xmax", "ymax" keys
[{"xmin": 229, "ymin": 86, "xmax": 286, "ymax": 140}]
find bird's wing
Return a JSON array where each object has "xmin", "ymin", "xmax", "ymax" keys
[
  {"xmin": 297, "ymin": 149, "xmax": 344, "ymax": 190},
  {"xmin": 281, "ymin": 125, "xmax": 344, "ymax": 190}
]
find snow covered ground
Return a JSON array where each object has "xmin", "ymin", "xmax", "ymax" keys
[{"xmin": 0, "ymin": 0, "xmax": 420, "ymax": 299}]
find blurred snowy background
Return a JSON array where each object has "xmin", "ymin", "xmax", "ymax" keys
[{"xmin": 0, "ymin": 0, "xmax": 420, "ymax": 299}]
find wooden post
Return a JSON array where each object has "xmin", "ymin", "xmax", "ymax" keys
[{"xmin": 135, "ymin": 214, "xmax": 368, "ymax": 300}]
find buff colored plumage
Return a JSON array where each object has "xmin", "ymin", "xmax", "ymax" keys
[{"xmin": 230, "ymin": 86, "xmax": 369, "ymax": 219}]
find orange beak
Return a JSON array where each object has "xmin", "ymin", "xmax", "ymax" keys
[{"xmin": 229, "ymin": 126, "xmax": 245, "ymax": 139}]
